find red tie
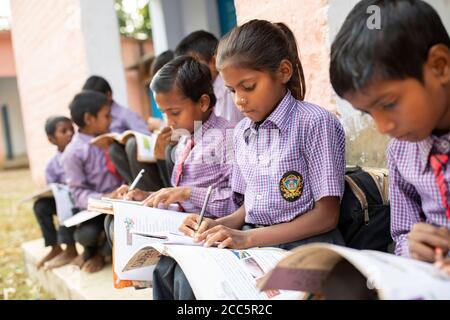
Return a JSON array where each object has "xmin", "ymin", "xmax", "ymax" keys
[
  {"xmin": 104, "ymin": 149, "xmax": 123, "ymax": 181},
  {"xmin": 174, "ymin": 138, "xmax": 194, "ymax": 186},
  {"xmin": 429, "ymin": 153, "xmax": 450, "ymax": 220}
]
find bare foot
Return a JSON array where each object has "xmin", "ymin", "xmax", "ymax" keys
[
  {"xmin": 44, "ymin": 245, "xmax": 78, "ymax": 270},
  {"xmin": 37, "ymin": 246, "xmax": 62, "ymax": 269},
  {"xmin": 70, "ymin": 254, "xmax": 86, "ymax": 269},
  {"xmin": 81, "ymin": 253, "xmax": 105, "ymax": 273}
]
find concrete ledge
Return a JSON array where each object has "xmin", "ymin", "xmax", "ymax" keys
[{"xmin": 22, "ymin": 238, "xmax": 152, "ymax": 300}]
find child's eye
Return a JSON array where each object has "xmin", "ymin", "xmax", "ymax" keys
[
  {"xmin": 382, "ymin": 102, "xmax": 397, "ymax": 110},
  {"xmin": 227, "ymin": 88, "xmax": 236, "ymax": 94},
  {"xmin": 170, "ymin": 111, "xmax": 180, "ymax": 116},
  {"xmin": 242, "ymin": 84, "xmax": 255, "ymax": 92}
]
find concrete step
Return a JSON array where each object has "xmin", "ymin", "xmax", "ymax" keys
[{"xmin": 22, "ymin": 238, "xmax": 152, "ymax": 300}]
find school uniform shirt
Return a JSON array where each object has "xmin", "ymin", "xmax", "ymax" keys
[
  {"xmin": 231, "ymin": 90, "xmax": 346, "ymax": 226},
  {"xmin": 110, "ymin": 101, "xmax": 151, "ymax": 135},
  {"xmin": 171, "ymin": 112, "xmax": 240, "ymax": 217},
  {"xmin": 62, "ymin": 132, "xmax": 123, "ymax": 209},
  {"xmin": 213, "ymin": 75, "xmax": 244, "ymax": 126},
  {"xmin": 45, "ymin": 151, "xmax": 65, "ymax": 184},
  {"xmin": 388, "ymin": 132, "xmax": 450, "ymax": 257}
]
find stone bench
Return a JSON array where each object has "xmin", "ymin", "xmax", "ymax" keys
[{"xmin": 22, "ymin": 238, "xmax": 152, "ymax": 300}]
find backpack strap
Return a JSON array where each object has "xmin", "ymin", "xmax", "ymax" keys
[{"xmin": 345, "ymin": 175, "xmax": 370, "ymax": 225}]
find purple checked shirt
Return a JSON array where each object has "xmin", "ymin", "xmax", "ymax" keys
[
  {"xmin": 231, "ymin": 91, "xmax": 345, "ymax": 226},
  {"xmin": 62, "ymin": 132, "xmax": 123, "ymax": 209},
  {"xmin": 110, "ymin": 101, "xmax": 151, "ymax": 135},
  {"xmin": 213, "ymin": 75, "xmax": 244, "ymax": 126},
  {"xmin": 388, "ymin": 133, "xmax": 450, "ymax": 257},
  {"xmin": 45, "ymin": 151, "xmax": 66, "ymax": 184},
  {"xmin": 171, "ymin": 112, "xmax": 240, "ymax": 217}
]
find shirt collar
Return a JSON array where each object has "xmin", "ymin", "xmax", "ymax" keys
[
  {"xmin": 77, "ymin": 131, "xmax": 95, "ymax": 143},
  {"xmin": 417, "ymin": 131, "xmax": 450, "ymax": 173},
  {"xmin": 242, "ymin": 90, "xmax": 295, "ymax": 141},
  {"xmin": 193, "ymin": 111, "xmax": 218, "ymax": 142}
]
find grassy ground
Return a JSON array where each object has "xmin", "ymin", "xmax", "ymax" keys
[{"xmin": 0, "ymin": 168, "xmax": 53, "ymax": 300}]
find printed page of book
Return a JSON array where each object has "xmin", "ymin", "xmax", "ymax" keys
[
  {"xmin": 164, "ymin": 245, "xmax": 303, "ymax": 300},
  {"xmin": 89, "ymin": 132, "xmax": 121, "ymax": 149},
  {"xmin": 261, "ymin": 243, "xmax": 450, "ymax": 300},
  {"xmin": 112, "ymin": 202, "xmax": 188, "ymax": 281},
  {"xmin": 132, "ymin": 131, "xmax": 157, "ymax": 163},
  {"xmin": 49, "ymin": 183, "xmax": 75, "ymax": 223}
]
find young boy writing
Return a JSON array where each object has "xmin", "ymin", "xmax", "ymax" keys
[
  {"xmin": 34, "ymin": 116, "xmax": 77, "ymax": 269},
  {"xmin": 330, "ymin": 0, "xmax": 450, "ymax": 273},
  {"xmin": 63, "ymin": 91, "xmax": 123, "ymax": 273}
]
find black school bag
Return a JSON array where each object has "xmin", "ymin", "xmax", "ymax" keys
[{"xmin": 338, "ymin": 166, "xmax": 393, "ymax": 252}]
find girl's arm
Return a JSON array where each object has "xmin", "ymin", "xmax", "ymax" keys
[
  {"xmin": 201, "ymin": 196, "xmax": 339, "ymax": 249},
  {"xmin": 243, "ymin": 196, "xmax": 340, "ymax": 247}
]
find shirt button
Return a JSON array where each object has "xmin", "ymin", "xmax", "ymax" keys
[
  {"xmin": 258, "ymin": 155, "xmax": 264, "ymax": 161},
  {"xmin": 441, "ymin": 141, "xmax": 450, "ymax": 149},
  {"xmin": 256, "ymin": 195, "xmax": 262, "ymax": 200}
]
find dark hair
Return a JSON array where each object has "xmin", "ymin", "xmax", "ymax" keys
[
  {"xmin": 216, "ymin": 19, "xmax": 306, "ymax": 101},
  {"xmin": 69, "ymin": 91, "xmax": 108, "ymax": 128},
  {"xmin": 82, "ymin": 75, "xmax": 112, "ymax": 95},
  {"xmin": 175, "ymin": 30, "xmax": 219, "ymax": 62},
  {"xmin": 45, "ymin": 116, "xmax": 71, "ymax": 136},
  {"xmin": 150, "ymin": 55, "xmax": 217, "ymax": 108},
  {"xmin": 150, "ymin": 50, "xmax": 175, "ymax": 78},
  {"xmin": 330, "ymin": 0, "xmax": 450, "ymax": 97}
]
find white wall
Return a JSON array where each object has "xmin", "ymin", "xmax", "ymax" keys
[
  {"xmin": 149, "ymin": 0, "xmax": 220, "ymax": 54},
  {"xmin": 80, "ymin": 0, "xmax": 128, "ymax": 106}
]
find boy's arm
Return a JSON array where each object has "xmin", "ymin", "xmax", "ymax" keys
[
  {"xmin": 45, "ymin": 160, "xmax": 57, "ymax": 184},
  {"xmin": 388, "ymin": 147, "xmax": 425, "ymax": 257},
  {"xmin": 124, "ymin": 108, "xmax": 152, "ymax": 135},
  {"xmin": 63, "ymin": 152, "xmax": 102, "ymax": 209}
]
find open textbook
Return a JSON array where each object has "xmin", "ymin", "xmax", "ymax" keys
[
  {"xmin": 113, "ymin": 202, "xmax": 304, "ymax": 300},
  {"xmin": 18, "ymin": 186, "xmax": 52, "ymax": 204},
  {"xmin": 63, "ymin": 197, "xmax": 182, "ymax": 228},
  {"xmin": 90, "ymin": 130, "xmax": 157, "ymax": 163},
  {"xmin": 19, "ymin": 183, "xmax": 77, "ymax": 224},
  {"xmin": 259, "ymin": 243, "xmax": 450, "ymax": 300}
]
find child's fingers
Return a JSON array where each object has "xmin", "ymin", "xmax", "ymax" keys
[
  {"xmin": 203, "ymin": 231, "xmax": 225, "ymax": 248},
  {"xmin": 409, "ymin": 228, "xmax": 450, "ymax": 251},
  {"xmin": 196, "ymin": 220, "xmax": 211, "ymax": 235},
  {"xmin": 217, "ymin": 237, "xmax": 233, "ymax": 249},
  {"xmin": 178, "ymin": 224, "xmax": 196, "ymax": 238},
  {"xmin": 409, "ymin": 240, "xmax": 436, "ymax": 262}
]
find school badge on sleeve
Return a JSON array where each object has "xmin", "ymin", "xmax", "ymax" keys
[{"xmin": 279, "ymin": 171, "xmax": 303, "ymax": 202}]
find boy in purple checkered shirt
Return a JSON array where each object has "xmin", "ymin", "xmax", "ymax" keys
[
  {"xmin": 330, "ymin": 0, "xmax": 450, "ymax": 274},
  {"xmin": 153, "ymin": 20, "xmax": 346, "ymax": 300}
]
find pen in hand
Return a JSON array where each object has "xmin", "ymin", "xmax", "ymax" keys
[
  {"xmin": 195, "ymin": 186, "xmax": 213, "ymax": 234},
  {"xmin": 124, "ymin": 169, "xmax": 145, "ymax": 199}
]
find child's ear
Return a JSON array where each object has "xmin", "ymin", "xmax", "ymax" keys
[
  {"xmin": 427, "ymin": 44, "xmax": 450, "ymax": 85},
  {"xmin": 84, "ymin": 113, "xmax": 93, "ymax": 126},
  {"xmin": 199, "ymin": 94, "xmax": 211, "ymax": 113},
  {"xmin": 47, "ymin": 135, "xmax": 57, "ymax": 145},
  {"xmin": 278, "ymin": 59, "xmax": 293, "ymax": 84}
]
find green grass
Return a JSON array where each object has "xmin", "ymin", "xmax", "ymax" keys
[{"xmin": 0, "ymin": 168, "xmax": 53, "ymax": 300}]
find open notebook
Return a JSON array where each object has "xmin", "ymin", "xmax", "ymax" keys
[
  {"xmin": 90, "ymin": 130, "xmax": 158, "ymax": 163},
  {"xmin": 113, "ymin": 202, "xmax": 304, "ymax": 299}
]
